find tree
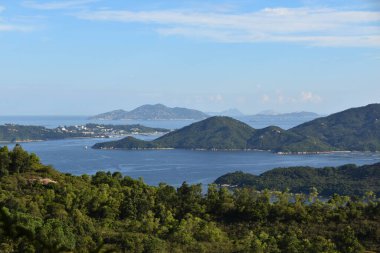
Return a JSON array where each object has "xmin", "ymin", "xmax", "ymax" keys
[
  {"xmin": 37, "ymin": 219, "xmax": 76, "ymax": 253},
  {"xmin": 10, "ymin": 145, "xmax": 30, "ymax": 173},
  {"xmin": 0, "ymin": 146, "xmax": 10, "ymax": 176},
  {"xmin": 176, "ymin": 182, "xmax": 205, "ymax": 218},
  {"xmin": 335, "ymin": 226, "xmax": 365, "ymax": 253}
]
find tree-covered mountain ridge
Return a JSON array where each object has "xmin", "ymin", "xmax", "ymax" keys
[
  {"xmin": 93, "ymin": 103, "xmax": 380, "ymax": 152},
  {"xmin": 214, "ymin": 163, "xmax": 380, "ymax": 197}
]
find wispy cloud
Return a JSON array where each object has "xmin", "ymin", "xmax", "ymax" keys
[
  {"xmin": 0, "ymin": 5, "xmax": 35, "ymax": 32},
  {"xmin": 209, "ymin": 94, "xmax": 224, "ymax": 103},
  {"xmin": 261, "ymin": 94, "xmax": 270, "ymax": 103},
  {"xmin": 23, "ymin": 0, "xmax": 99, "ymax": 10},
  {"xmin": 300, "ymin": 91, "xmax": 322, "ymax": 103},
  {"xmin": 260, "ymin": 90, "xmax": 322, "ymax": 105},
  {"xmin": 76, "ymin": 7, "xmax": 380, "ymax": 47},
  {"xmin": 0, "ymin": 24, "xmax": 27, "ymax": 32}
]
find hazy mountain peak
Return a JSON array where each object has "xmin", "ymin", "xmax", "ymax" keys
[
  {"xmin": 220, "ymin": 108, "xmax": 245, "ymax": 117},
  {"xmin": 90, "ymin": 104, "xmax": 208, "ymax": 120}
]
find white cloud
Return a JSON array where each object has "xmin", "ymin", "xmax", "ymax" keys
[
  {"xmin": 261, "ymin": 94, "xmax": 270, "ymax": 103},
  {"xmin": 0, "ymin": 24, "xmax": 17, "ymax": 31},
  {"xmin": 209, "ymin": 94, "xmax": 224, "ymax": 103},
  {"xmin": 23, "ymin": 0, "xmax": 98, "ymax": 10},
  {"xmin": 76, "ymin": 7, "xmax": 380, "ymax": 47},
  {"xmin": 300, "ymin": 91, "xmax": 322, "ymax": 103},
  {"xmin": 259, "ymin": 90, "xmax": 322, "ymax": 105},
  {"xmin": 0, "ymin": 6, "xmax": 35, "ymax": 32}
]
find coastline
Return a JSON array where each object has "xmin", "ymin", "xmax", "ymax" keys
[
  {"xmin": 91, "ymin": 146, "xmax": 374, "ymax": 155},
  {"xmin": 275, "ymin": 150, "xmax": 353, "ymax": 155},
  {"xmin": 0, "ymin": 132, "xmax": 165, "ymax": 145}
]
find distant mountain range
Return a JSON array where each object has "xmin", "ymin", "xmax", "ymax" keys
[
  {"xmin": 91, "ymin": 104, "xmax": 320, "ymax": 122},
  {"xmin": 93, "ymin": 104, "xmax": 380, "ymax": 152},
  {"xmin": 90, "ymin": 104, "xmax": 208, "ymax": 120},
  {"xmin": 255, "ymin": 111, "xmax": 319, "ymax": 117}
]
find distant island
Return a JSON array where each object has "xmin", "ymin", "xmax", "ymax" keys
[
  {"xmin": 255, "ymin": 110, "xmax": 319, "ymax": 117},
  {"xmin": 93, "ymin": 103, "xmax": 380, "ymax": 152},
  {"xmin": 214, "ymin": 163, "xmax": 380, "ymax": 196},
  {"xmin": 207, "ymin": 108, "xmax": 245, "ymax": 117},
  {"xmin": 90, "ymin": 104, "xmax": 209, "ymax": 120},
  {"xmin": 0, "ymin": 124, "xmax": 169, "ymax": 142}
]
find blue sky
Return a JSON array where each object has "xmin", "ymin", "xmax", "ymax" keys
[{"xmin": 0, "ymin": 0, "xmax": 379, "ymax": 115}]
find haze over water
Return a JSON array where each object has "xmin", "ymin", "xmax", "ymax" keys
[{"xmin": 0, "ymin": 114, "xmax": 320, "ymax": 130}]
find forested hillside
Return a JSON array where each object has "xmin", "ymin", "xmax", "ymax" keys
[
  {"xmin": 0, "ymin": 145, "xmax": 379, "ymax": 252},
  {"xmin": 215, "ymin": 163, "xmax": 380, "ymax": 196},
  {"xmin": 94, "ymin": 104, "xmax": 380, "ymax": 152}
]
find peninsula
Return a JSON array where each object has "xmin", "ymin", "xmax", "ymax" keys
[{"xmin": 0, "ymin": 124, "xmax": 169, "ymax": 142}]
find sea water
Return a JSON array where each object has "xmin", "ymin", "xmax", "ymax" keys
[
  {"xmin": 2, "ymin": 116, "xmax": 379, "ymax": 187},
  {"xmin": 5, "ymin": 137, "xmax": 380, "ymax": 187}
]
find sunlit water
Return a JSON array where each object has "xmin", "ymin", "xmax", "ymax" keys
[
  {"xmin": 5, "ymin": 137, "xmax": 380, "ymax": 187},
  {"xmin": 2, "ymin": 116, "xmax": 379, "ymax": 187}
]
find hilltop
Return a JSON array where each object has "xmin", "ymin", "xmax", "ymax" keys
[
  {"xmin": 93, "ymin": 104, "xmax": 380, "ymax": 152},
  {"xmin": 289, "ymin": 103, "xmax": 380, "ymax": 151},
  {"xmin": 215, "ymin": 163, "xmax": 380, "ymax": 196},
  {"xmin": 88, "ymin": 109, "xmax": 128, "ymax": 120},
  {"xmin": 90, "ymin": 104, "xmax": 209, "ymax": 120},
  {"xmin": 93, "ymin": 116, "xmax": 254, "ymax": 150}
]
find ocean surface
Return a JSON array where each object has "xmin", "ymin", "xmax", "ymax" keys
[
  {"xmin": 0, "ymin": 114, "xmax": 320, "ymax": 130},
  {"xmin": 2, "ymin": 116, "xmax": 380, "ymax": 187},
  {"xmin": 0, "ymin": 116, "xmax": 190, "ymax": 130}
]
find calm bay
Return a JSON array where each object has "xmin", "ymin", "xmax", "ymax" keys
[{"xmin": 2, "ymin": 116, "xmax": 380, "ymax": 187}]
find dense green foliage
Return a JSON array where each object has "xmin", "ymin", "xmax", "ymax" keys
[
  {"xmin": 290, "ymin": 104, "xmax": 380, "ymax": 151},
  {"xmin": 0, "ymin": 146, "xmax": 379, "ymax": 252},
  {"xmin": 215, "ymin": 163, "xmax": 380, "ymax": 196},
  {"xmin": 93, "ymin": 104, "xmax": 380, "ymax": 152},
  {"xmin": 0, "ymin": 125, "xmax": 82, "ymax": 142},
  {"xmin": 0, "ymin": 124, "xmax": 168, "ymax": 142}
]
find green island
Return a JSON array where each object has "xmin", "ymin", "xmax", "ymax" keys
[
  {"xmin": 0, "ymin": 124, "xmax": 169, "ymax": 142},
  {"xmin": 0, "ymin": 145, "xmax": 379, "ymax": 252},
  {"xmin": 214, "ymin": 163, "xmax": 380, "ymax": 196},
  {"xmin": 93, "ymin": 104, "xmax": 380, "ymax": 152}
]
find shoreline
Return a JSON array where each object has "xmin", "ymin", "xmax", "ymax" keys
[
  {"xmin": 0, "ymin": 132, "xmax": 165, "ymax": 144},
  {"xmin": 91, "ymin": 146, "xmax": 377, "ymax": 154},
  {"xmin": 275, "ymin": 150, "xmax": 353, "ymax": 155}
]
